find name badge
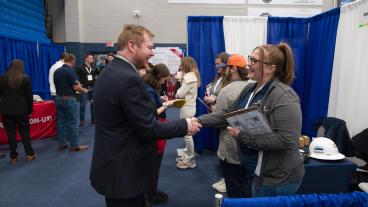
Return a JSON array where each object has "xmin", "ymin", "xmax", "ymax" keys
[{"xmin": 87, "ymin": 75, "xmax": 93, "ymax": 81}]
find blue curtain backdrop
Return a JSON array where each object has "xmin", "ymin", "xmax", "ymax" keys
[
  {"xmin": 188, "ymin": 16, "xmax": 225, "ymax": 152},
  {"xmin": 38, "ymin": 43, "xmax": 65, "ymax": 99},
  {"xmin": 0, "ymin": 37, "xmax": 64, "ymax": 99},
  {"xmin": 267, "ymin": 17, "xmax": 309, "ymax": 111},
  {"xmin": 302, "ymin": 8, "xmax": 340, "ymax": 137},
  {"xmin": 221, "ymin": 191, "xmax": 368, "ymax": 207}
]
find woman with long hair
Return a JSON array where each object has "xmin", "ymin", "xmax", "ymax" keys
[
  {"xmin": 175, "ymin": 56, "xmax": 201, "ymax": 169},
  {"xmin": 143, "ymin": 63, "xmax": 175, "ymax": 204},
  {"xmin": 0, "ymin": 59, "xmax": 36, "ymax": 164}
]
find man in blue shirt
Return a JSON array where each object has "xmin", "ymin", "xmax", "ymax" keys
[{"xmin": 54, "ymin": 53, "xmax": 89, "ymax": 152}]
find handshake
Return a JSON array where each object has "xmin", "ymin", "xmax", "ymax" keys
[{"xmin": 185, "ymin": 117, "xmax": 202, "ymax": 136}]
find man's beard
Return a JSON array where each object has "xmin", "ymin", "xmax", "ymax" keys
[
  {"xmin": 225, "ymin": 71, "xmax": 232, "ymax": 82},
  {"xmin": 133, "ymin": 56, "xmax": 148, "ymax": 69}
]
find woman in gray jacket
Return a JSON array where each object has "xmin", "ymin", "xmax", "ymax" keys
[{"xmin": 196, "ymin": 43, "xmax": 304, "ymax": 197}]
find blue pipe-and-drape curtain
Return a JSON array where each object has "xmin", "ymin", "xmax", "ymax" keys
[
  {"xmin": 302, "ymin": 8, "xmax": 340, "ymax": 137},
  {"xmin": 188, "ymin": 16, "xmax": 225, "ymax": 152},
  {"xmin": 267, "ymin": 17, "xmax": 309, "ymax": 101},
  {"xmin": 266, "ymin": 17, "xmax": 310, "ymax": 134},
  {"xmin": 0, "ymin": 37, "xmax": 64, "ymax": 100},
  {"xmin": 221, "ymin": 191, "xmax": 368, "ymax": 207},
  {"xmin": 38, "ymin": 43, "xmax": 65, "ymax": 99}
]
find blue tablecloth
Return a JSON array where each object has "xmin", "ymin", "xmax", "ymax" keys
[{"xmin": 297, "ymin": 158, "xmax": 357, "ymax": 194}]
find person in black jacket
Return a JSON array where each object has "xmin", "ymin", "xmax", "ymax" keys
[
  {"xmin": 0, "ymin": 59, "xmax": 36, "ymax": 165},
  {"xmin": 75, "ymin": 53, "xmax": 99, "ymax": 125},
  {"xmin": 90, "ymin": 24, "xmax": 201, "ymax": 207}
]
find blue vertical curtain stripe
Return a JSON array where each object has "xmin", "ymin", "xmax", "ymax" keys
[
  {"xmin": 266, "ymin": 17, "xmax": 309, "ymax": 104},
  {"xmin": 302, "ymin": 8, "xmax": 340, "ymax": 137},
  {"xmin": 0, "ymin": 37, "xmax": 65, "ymax": 99},
  {"xmin": 37, "ymin": 43, "xmax": 65, "ymax": 99},
  {"xmin": 188, "ymin": 16, "xmax": 225, "ymax": 152}
]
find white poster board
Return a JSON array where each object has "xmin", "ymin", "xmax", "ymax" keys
[
  {"xmin": 150, "ymin": 47, "xmax": 183, "ymax": 74},
  {"xmin": 169, "ymin": 0, "xmax": 245, "ymax": 4},
  {"xmin": 248, "ymin": 7, "xmax": 322, "ymax": 17},
  {"xmin": 247, "ymin": 0, "xmax": 322, "ymax": 6}
]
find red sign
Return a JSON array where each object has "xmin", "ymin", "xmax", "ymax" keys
[
  {"xmin": 106, "ymin": 41, "xmax": 114, "ymax": 48},
  {"xmin": 0, "ymin": 101, "xmax": 57, "ymax": 144}
]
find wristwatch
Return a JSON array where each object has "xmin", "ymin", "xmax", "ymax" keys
[{"xmin": 162, "ymin": 104, "xmax": 168, "ymax": 110}]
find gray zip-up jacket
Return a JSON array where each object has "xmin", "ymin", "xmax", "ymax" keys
[{"xmin": 198, "ymin": 78, "xmax": 304, "ymax": 186}]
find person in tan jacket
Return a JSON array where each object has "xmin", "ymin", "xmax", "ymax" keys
[{"xmin": 175, "ymin": 56, "xmax": 201, "ymax": 169}]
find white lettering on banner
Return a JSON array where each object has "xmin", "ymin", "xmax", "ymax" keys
[
  {"xmin": 29, "ymin": 116, "xmax": 53, "ymax": 125},
  {"xmin": 0, "ymin": 116, "xmax": 52, "ymax": 127}
]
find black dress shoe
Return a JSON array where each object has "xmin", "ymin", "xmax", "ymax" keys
[{"xmin": 149, "ymin": 190, "xmax": 168, "ymax": 205}]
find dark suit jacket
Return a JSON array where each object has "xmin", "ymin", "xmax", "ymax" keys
[
  {"xmin": 0, "ymin": 74, "xmax": 33, "ymax": 115},
  {"xmin": 90, "ymin": 57, "xmax": 187, "ymax": 199}
]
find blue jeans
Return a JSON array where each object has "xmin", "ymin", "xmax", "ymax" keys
[
  {"xmin": 240, "ymin": 148, "xmax": 258, "ymax": 197},
  {"xmin": 252, "ymin": 180, "xmax": 301, "ymax": 197},
  {"xmin": 55, "ymin": 97, "xmax": 80, "ymax": 147},
  {"xmin": 79, "ymin": 89, "xmax": 94, "ymax": 122}
]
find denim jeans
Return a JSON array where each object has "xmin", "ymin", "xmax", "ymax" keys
[
  {"xmin": 240, "ymin": 148, "xmax": 258, "ymax": 197},
  {"xmin": 252, "ymin": 180, "xmax": 301, "ymax": 197},
  {"xmin": 55, "ymin": 97, "xmax": 80, "ymax": 147},
  {"xmin": 79, "ymin": 89, "xmax": 94, "ymax": 122}
]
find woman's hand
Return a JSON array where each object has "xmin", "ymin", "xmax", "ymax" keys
[
  {"xmin": 160, "ymin": 95, "xmax": 169, "ymax": 102},
  {"xmin": 227, "ymin": 127, "xmax": 240, "ymax": 138},
  {"xmin": 163, "ymin": 100, "xmax": 175, "ymax": 107}
]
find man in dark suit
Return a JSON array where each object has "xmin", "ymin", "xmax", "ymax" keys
[{"xmin": 90, "ymin": 24, "xmax": 201, "ymax": 207}]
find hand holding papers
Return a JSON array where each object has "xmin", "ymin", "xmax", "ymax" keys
[
  {"xmin": 227, "ymin": 127, "xmax": 240, "ymax": 138},
  {"xmin": 172, "ymin": 99, "xmax": 186, "ymax": 108},
  {"xmin": 223, "ymin": 107, "xmax": 272, "ymax": 135}
]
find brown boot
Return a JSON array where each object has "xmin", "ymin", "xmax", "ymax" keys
[
  {"xmin": 10, "ymin": 155, "xmax": 19, "ymax": 165},
  {"xmin": 27, "ymin": 153, "xmax": 37, "ymax": 161},
  {"xmin": 70, "ymin": 145, "xmax": 88, "ymax": 152}
]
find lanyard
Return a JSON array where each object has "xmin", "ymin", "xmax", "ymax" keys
[
  {"xmin": 85, "ymin": 66, "xmax": 92, "ymax": 74},
  {"xmin": 213, "ymin": 77, "xmax": 223, "ymax": 94},
  {"xmin": 245, "ymin": 83, "xmax": 265, "ymax": 109}
]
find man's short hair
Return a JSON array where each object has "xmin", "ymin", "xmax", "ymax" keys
[
  {"xmin": 60, "ymin": 52, "xmax": 68, "ymax": 60},
  {"xmin": 84, "ymin": 52, "xmax": 94, "ymax": 60},
  {"xmin": 107, "ymin": 52, "xmax": 114, "ymax": 57},
  {"xmin": 117, "ymin": 24, "xmax": 154, "ymax": 50},
  {"xmin": 64, "ymin": 53, "xmax": 76, "ymax": 63}
]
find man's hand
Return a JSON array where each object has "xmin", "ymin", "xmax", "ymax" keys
[
  {"xmin": 186, "ymin": 118, "xmax": 202, "ymax": 136},
  {"xmin": 227, "ymin": 127, "xmax": 240, "ymax": 138},
  {"xmin": 204, "ymin": 95, "xmax": 216, "ymax": 104}
]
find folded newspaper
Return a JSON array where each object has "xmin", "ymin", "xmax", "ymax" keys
[{"xmin": 223, "ymin": 106, "xmax": 272, "ymax": 135}]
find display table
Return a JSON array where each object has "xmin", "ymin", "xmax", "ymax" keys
[
  {"xmin": 0, "ymin": 101, "xmax": 56, "ymax": 144},
  {"xmin": 297, "ymin": 158, "xmax": 357, "ymax": 194}
]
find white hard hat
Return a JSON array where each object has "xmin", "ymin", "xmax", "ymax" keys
[{"xmin": 309, "ymin": 137, "xmax": 345, "ymax": 160}]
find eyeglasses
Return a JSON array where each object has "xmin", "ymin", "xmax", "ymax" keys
[{"xmin": 248, "ymin": 55, "xmax": 272, "ymax": 65}]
